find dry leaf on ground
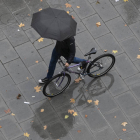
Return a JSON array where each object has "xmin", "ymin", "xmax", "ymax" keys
[
  {"xmin": 67, "ymin": 11, "xmax": 69, "ymax": 14},
  {"xmin": 96, "ymin": 1, "xmax": 100, "ymax": 4},
  {"xmin": 65, "ymin": 3, "xmax": 72, "ymax": 8},
  {"xmin": 121, "ymin": 122, "xmax": 128, "ymax": 127},
  {"xmin": 124, "ymin": 0, "xmax": 128, "ymax": 2},
  {"xmin": 5, "ymin": 109, "xmax": 11, "ymax": 114},
  {"xmin": 114, "ymin": 116, "xmax": 116, "ymax": 118},
  {"xmin": 0, "ymin": 126, "xmax": 2, "ymax": 128},
  {"xmin": 47, "ymin": 97, "xmax": 51, "ymax": 100},
  {"xmin": 71, "ymin": 15, "xmax": 75, "ymax": 19},
  {"xmin": 112, "ymin": 50, "xmax": 118, "ymax": 54},
  {"xmin": 17, "ymin": 94, "xmax": 21, "ymax": 99},
  {"xmin": 73, "ymin": 112, "xmax": 78, "ymax": 116},
  {"xmin": 85, "ymin": 115, "xmax": 88, "ymax": 118},
  {"xmin": 94, "ymin": 100, "xmax": 99, "ymax": 105},
  {"xmin": 39, "ymin": 8, "xmax": 42, "ymax": 11},
  {"xmin": 24, "ymin": 132, "xmax": 30, "ymax": 137},
  {"xmin": 125, "ymin": 24, "xmax": 127, "ymax": 26},
  {"xmin": 75, "ymin": 77, "xmax": 82, "ymax": 83},
  {"xmin": 70, "ymin": 98, "xmax": 75, "ymax": 103},
  {"xmin": 68, "ymin": 109, "xmax": 75, "ymax": 114},
  {"xmin": 34, "ymin": 86, "xmax": 41, "ymax": 92},
  {"xmin": 38, "ymin": 38, "xmax": 44, "ymax": 42},
  {"xmin": 44, "ymin": 125, "xmax": 47, "ymax": 130},
  {"xmin": 65, "ymin": 115, "xmax": 69, "ymax": 119},
  {"xmin": 137, "ymin": 55, "xmax": 140, "ymax": 59},
  {"xmin": 19, "ymin": 23, "xmax": 25, "ymax": 27},
  {"xmin": 77, "ymin": 6, "xmax": 80, "ymax": 8},
  {"xmin": 26, "ymin": 77, "xmax": 29, "ymax": 80},
  {"xmin": 35, "ymin": 61, "xmax": 39, "ymax": 63},
  {"xmin": 11, "ymin": 113, "xmax": 15, "ymax": 116},
  {"xmin": 87, "ymin": 100, "xmax": 92, "ymax": 103},
  {"xmin": 122, "ymin": 128, "xmax": 126, "ymax": 131},
  {"xmin": 77, "ymin": 130, "xmax": 81, "ymax": 133},
  {"xmin": 104, "ymin": 50, "xmax": 107, "ymax": 52},
  {"xmin": 40, "ymin": 0, "xmax": 43, "ymax": 1},
  {"xmin": 40, "ymin": 109, "xmax": 44, "ymax": 112},
  {"xmin": 96, "ymin": 22, "xmax": 101, "ymax": 27}
]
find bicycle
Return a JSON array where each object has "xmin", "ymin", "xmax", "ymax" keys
[{"xmin": 43, "ymin": 48, "xmax": 115, "ymax": 97}]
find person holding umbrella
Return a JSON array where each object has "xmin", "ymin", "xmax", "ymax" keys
[{"xmin": 31, "ymin": 7, "xmax": 86, "ymax": 83}]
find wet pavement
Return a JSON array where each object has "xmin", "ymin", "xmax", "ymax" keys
[{"xmin": 0, "ymin": 0, "xmax": 140, "ymax": 140}]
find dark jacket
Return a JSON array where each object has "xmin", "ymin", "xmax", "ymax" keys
[{"xmin": 55, "ymin": 36, "xmax": 76, "ymax": 64}]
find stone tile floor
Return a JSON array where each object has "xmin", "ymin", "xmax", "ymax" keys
[{"xmin": 0, "ymin": 0, "xmax": 140, "ymax": 140}]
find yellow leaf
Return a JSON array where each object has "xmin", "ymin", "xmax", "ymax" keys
[
  {"xmin": 85, "ymin": 115, "xmax": 88, "ymax": 118},
  {"xmin": 11, "ymin": 113, "xmax": 15, "ymax": 116},
  {"xmin": 26, "ymin": 77, "xmax": 29, "ymax": 80},
  {"xmin": 39, "ymin": 8, "xmax": 42, "ymax": 11},
  {"xmin": 65, "ymin": 3, "xmax": 72, "ymax": 8},
  {"xmin": 121, "ymin": 122, "xmax": 128, "ymax": 127},
  {"xmin": 77, "ymin": 6, "xmax": 80, "ymax": 8},
  {"xmin": 40, "ymin": 109, "xmax": 44, "ymax": 112},
  {"xmin": 68, "ymin": 109, "xmax": 75, "ymax": 114},
  {"xmin": 137, "ymin": 55, "xmax": 140, "ymax": 59},
  {"xmin": 96, "ymin": 22, "xmax": 101, "ymax": 27},
  {"xmin": 35, "ymin": 61, "xmax": 39, "ymax": 63},
  {"xmin": 44, "ymin": 125, "xmax": 47, "ymax": 130},
  {"xmin": 122, "ymin": 128, "xmax": 126, "ymax": 131},
  {"xmin": 71, "ymin": 15, "xmax": 75, "ymax": 19},
  {"xmin": 65, "ymin": 115, "xmax": 69, "ymax": 119},
  {"xmin": 70, "ymin": 98, "xmax": 75, "ymax": 103},
  {"xmin": 87, "ymin": 100, "xmax": 92, "ymax": 103},
  {"xmin": 38, "ymin": 38, "xmax": 44, "ymax": 42},
  {"xmin": 124, "ymin": 0, "xmax": 128, "ymax": 2},
  {"xmin": 24, "ymin": 132, "xmax": 30, "ymax": 137},
  {"xmin": 73, "ymin": 112, "xmax": 78, "ymax": 116},
  {"xmin": 112, "ymin": 50, "xmax": 118, "ymax": 54},
  {"xmin": 104, "ymin": 50, "xmax": 107, "ymax": 52},
  {"xmin": 94, "ymin": 100, "xmax": 99, "ymax": 105},
  {"xmin": 34, "ymin": 86, "xmax": 41, "ymax": 92},
  {"xmin": 19, "ymin": 23, "xmax": 25, "ymax": 27},
  {"xmin": 67, "ymin": 11, "xmax": 69, "ymax": 14},
  {"xmin": 77, "ymin": 130, "xmax": 81, "ymax": 133}
]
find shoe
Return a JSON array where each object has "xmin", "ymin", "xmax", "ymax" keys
[{"xmin": 38, "ymin": 78, "xmax": 50, "ymax": 84}]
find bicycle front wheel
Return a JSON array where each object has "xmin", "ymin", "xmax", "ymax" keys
[
  {"xmin": 87, "ymin": 53, "xmax": 115, "ymax": 78},
  {"xmin": 43, "ymin": 73, "xmax": 71, "ymax": 97}
]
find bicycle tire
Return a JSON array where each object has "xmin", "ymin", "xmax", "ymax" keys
[
  {"xmin": 43, "ymin": 73, "xmax": 71, "ymax": 97},
  {"xmin": 87, "ymin": 53, "xmax": 115, "ymax": 78}
]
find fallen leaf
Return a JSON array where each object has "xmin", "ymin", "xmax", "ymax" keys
[
  {"xmin": 114, "ymin": 116, "xmax": 116, "ymax": 118},
  {"xmin": 35, "ymin": 61, "xmax": 39, "ymax": 63},
  {"xmin": 125, "ymin": 24, "xmax": 127, "ymax": 26},
  {"xmin": 137, "ymin": 55, "xmax": 140, "ymax": 59},
  {"xmin": 77, "ymin": 6, "xmax": 80, "ymax": 8},
  {"xmin": 67, "ymin": 11, "xmax": 69, "ymax": 14},
  {"xmin": 75, "ymin": 77, "xmax": 82, "ymax": 83},
  {"xmin": 104, "ymin": 50, "xmax": 107, "ymax": 52},
  {"xmin": 44, "ymin": 125, "xmax": 47, "ymax": 130},
  {"xmin": 68, "ymin": 109, "xmax": 75, "ymax": 114},
  {"xmin": 65, "ymin": 115, "xmax": 69, "ymax": 119},
  {"xmin": 122, "ymin": 128, "xmax": 126, "ymax": 131},
  {"xmin": 73, "ymin": 112, "xmax": 78, "ymax": 116},
  {"xmin": 87, "ymin": 100, "xmax": 92, "ymax": 103},
  {"xmin": 0, "ymin": 126, "xmax": 2, "ymax": 128},
  {"xmin": 94, "ymin": 100, "xmax": 99, "ymax": 105},
  {"xmin": 40, "ymin": 109, "xmax": 44, "ymax": 112},
  {"xmin": 71, "ymin": 15, "xmax": 75, "ymax": 19},
  {"xmin": 112, "ymin": 50, "xmax": 118, "ymax": 54},
  {"xmin": 28, "ymin": 14, "xmax": 30, "ymax": 16},
  {"xmin": 65, "ymin": 3, "xmax": 72, "ymax": 8},
  {"xmin": 17, "ymin": 94, "xmax": 21, "ymax": 99},
  {"xmin": 11, "ymin": 113, "xmax": 15, "ymax": 116},
  {"xmin": 121, "ymin": 122, "xmax": 128, "ymax": 127},
  {"xmin": 77, "ymin": 130, "xmax": 81, "ymax": 133},
  {"xmin": 96, "ymin": 0, "xmax": 100, "ymax": 4},
  {"xmin": 26, "ymin": 77, "xmax": 29, "ymax": 80},
  {"xmin": 96, "ymin": 22, "xmax": 101, "ymax": 27},
  {"xmin": 124, "ymin": 0, "xmax": 128, "ymax": 2},
  {"xmin": 34, "ymin": 86, "xmax": 41, "ymax": 92},
  {"xmin": 38, "ymin": 38, "xmax": 44, "ymax": 42},
  {"xmin": 19, "ymin": 23, "xmax": 25, "ymax": 27},
  {"xmin": 70, "ymin": 98, "xmax": 75, "ymax": 103},
  {"xmin": 85, "ymin": 115, "xmax": 88, "ymax": 118},
  {"xmin": 39, "ymin": 8, "xmax": 42, "ymax": 11},
  {"xmin": 24, "ymin": 132, "xmax": 30, "ymax": 137},
  {"xmin": 40, "ymin": 0, "xmax": 43, "ymax": 1},
  {"xmin": 4, "ymin": 109, "xmax": 11, "ymax": 114},
  {"xmin": 47, "ymin": 97, "xmax": 51, "ymax": 100}
]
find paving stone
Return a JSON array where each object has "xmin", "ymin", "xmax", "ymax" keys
[
  {"xmin": 130, "ymin": 0, "xmax": 140, "ymax": 10},
  {"xmin": 70, "ymin": 124, "xmax": 95, "ymax": 140},
  {"xmin": 92, "ymin": 0, "xmax": 119, "ymax": 22},
  {"xmin": 0, "ymin": 5, "xmax": 17, "ymax": 28},
  {"xmin": 25, "ymin": 0, "xmax": 49, "ymax": 13},
  {"xmin": 13, "ymin": 7, "xmax": 32, "ymax": 31},
  {"xmin": 95, "ymin": 33, "xmax": 123, "ymax": 55},
  {"xmin": 115, "ymin": 1, "xmax": 140, "ymax": 25},
  {"xmin": 115, "ymin": 53, "xmax": 138, "ymax": 79},
  {"xmin": 0, "ymin": 29, "xmax": 6, "ymax": 40},
  {"xmin": 119, "ymin": 130, "xmax": 140, "ymax": 140},
  {"xmin": 3, "ymin": 0, "xmax": 26, "ymax": 12},
  {"xmin": 14, "ymin": 136, "xmax": 28, "ymax": 140},
  {"xmin": 0, "ymin": 0, "xmax": 3, "ymax": 5},
  {"xmin": 4, "ymin": 58, "xmax": 32, "ymax": 84},
  {"xmin": 28, "ymin": 61, "xmax": 48, "ymax": 82},
  {"xmin": 7, "ymin": 97, "xmax": 34, "ymax": 123},
  {"xmin": 0, "ymin": 115, "xmax": 23, "ymax": 140},
  {"xmin": 104, "ymin": 109, "xmax": 133, "ymax": 136},
  {"xmin": 115, "ymin": 91, "xmax": 140, "ymax": 116},
  {"xmin": 2, "ymin": 24, "xmax": 29, "ymax": 47},
  {"xmin": 31, "ymin": 100, "xmax": 59, "ymax": 124},
  {"xmin": 83, "ymin": 14, "xmax": 109, "ymax": 39},
  {"xmin": 81, "ymin": 107, "xmax": 108, "ymax": 132},
  {"xmin": 0, "ymin": 132, "xmax": 6, "ymax": 140},
  {"xmin": 75, "ymin": 31, "xmax": 100, "ymax": 54},
  {"xmin": 70, "ymin": 11, "xmax": 86, "ymax": 34},
  {"xmin": 56, "ymin": 104, "xmax": 83, "ymax": 130},
  {"xmin": 69, "ymin": 0, "xmax": 96, "ymax": 19},
  {"xmin": 0, "ymin": 61, "xmax": 8, "ymax": 78},
  {"xmin": 134, "ymin": 59, "xmax": 140, "ymax": 71},
  {"xmin": 92, "ymin": 89, "xmax": 118, "ymax": 114},
  {"xmin": 106, "ymin": 17, "xmax": 133, "ymax": 42},
  {"xmin": 101, "ymin": 70, "xmax": 129, "ymax": 96},
  {"xmin": 130, "ymin": 82, "xmax": 140, "ymax": 100},
  {"xmin": 120, "ymin": 36, "xmax": 140, "ymax": 61},
  {"xmin": 88, "ymin": 0, "xmax": 96, "ymax": 3},
  {"xmin": 18, "ymin": 79, "xmax": 45, "ymax": 104},
  {"xmin": 25, "ymin": 28, "xmax": 40, "ymax": 43},
  {"xmin": 94, "ymin": 126, "xmax": 118, "ymax": 140},
  {"xmin": 15, "ymin": 42, "xmax": 43, "ymax": 67},
  {"xmin": 0, "ymin": 39, "xmax": 19, "ymax": 63},
  {"xmin": 20, "ymin": 117, "xmax": 49, "ymax": 140},
  {"xmin": 130, "ymin": 113, "xmax": 140, "ymax": 134},
  {"xmin": 0, "ymin": 75, "xmax": 22, "ymax": 102}
]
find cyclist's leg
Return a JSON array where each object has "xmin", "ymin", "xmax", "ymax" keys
[
  {"xmin": 46, "ymin": 48, "xmax": 60, "ymax": 79},
  {"xmin": 72, "ymin": 57, "xmax": 86, "ymax": 64}
]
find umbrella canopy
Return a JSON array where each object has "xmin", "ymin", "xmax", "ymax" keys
[{"xmin": 31, "ymin": 7, "xmax": 77, "ymax": 41}]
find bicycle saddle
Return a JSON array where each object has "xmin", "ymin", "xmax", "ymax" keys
[{"xmin": 84, "ymin": 48, "xmax": 97, "ymax": 56}]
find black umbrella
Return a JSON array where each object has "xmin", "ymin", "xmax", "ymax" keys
[{"xmin": 31, "ymin": 7, "xmax": 77, "ymax": 41}]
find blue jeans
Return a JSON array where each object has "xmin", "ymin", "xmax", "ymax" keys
[{"xmin": 46, "ymin": 48, "xmax": 86, "ymax": 79}]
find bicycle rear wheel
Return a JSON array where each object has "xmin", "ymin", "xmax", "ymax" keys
[
  {"xmin": 87, "ymin": 53, "xmax": 115, "ymax": 78},
  {"xmin": 43, "ymin": 73, "xmax": 71, "ymax": 97}
]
